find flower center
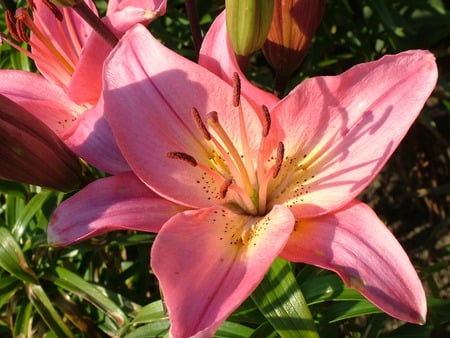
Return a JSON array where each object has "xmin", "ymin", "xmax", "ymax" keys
[
  {"xmin": 167, "ymin": 73, "xmax": 285, "ymax": 216},
  {"xmin": 3, "ymin": 5, "xmax": 76, "ymax": 84}
]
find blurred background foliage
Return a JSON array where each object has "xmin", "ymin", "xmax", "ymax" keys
[{"xmin": 0, "ymin": 0, "xmax": 449, "ymax": 337}]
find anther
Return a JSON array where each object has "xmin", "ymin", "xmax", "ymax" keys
[
  {"xmin": 192, "ymin": 107, "xmax": 211, "ymax": 140},
  {"xmin": 166, "ymin": 152, "xmax": 197, "ymax": 167},
  {"xmin": 15, "ymin": 17, "xmax": 29, "ymax": 43},
  {"xmin": 219, "ymin": 179, "xmax": 233, "ymax": 198},
  {"xmin": 5, "ymin": 11, "xmax": 22, "ymax": 42},
  {"xmin": 232, "ymin": 72, "xmax": 241, "ymax": 107},
  {"xmin": 261, "ymin": 105, "xmax": 271, "ymax": 137},
  {"xmin": 273, "ymin": 142, "xmax": 285, "ymax": 178}
]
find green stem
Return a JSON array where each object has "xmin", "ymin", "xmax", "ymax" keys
[{"xmin": 251, "ymin": 257, "xmax": 319, "ymax": 338}]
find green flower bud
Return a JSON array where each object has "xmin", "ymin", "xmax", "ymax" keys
[
  {"xmin": 0, "ymin": 95, "xmax": 83, "ymax": 192},
  {"xmin": 263, "ymin": 0, "xmax": 326, "ymax": 76},
  {"xmin": 226, "ymin": 0, "xmax": 275, "ymax": 56}
]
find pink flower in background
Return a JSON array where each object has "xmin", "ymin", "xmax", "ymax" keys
[
  {"xmin": 48, "ymin": 21, "xmax": 437, "ymax": 338},
  {"xmin": 0, "ymin": 0, "xmax": 166, "ymax": 173}
]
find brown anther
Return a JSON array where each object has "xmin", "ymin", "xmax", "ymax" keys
[
  {"xmin": 5, "ymin": 11, "xmax": 22, "ymax": 42},
  {"xmin": 167, "ymin": 152, "xmax": 197, "ymax": 167},
  {"xmin": 273, "ymin": 142, "xmax": 285, "ymax": 179},
  {"xmin": 261, "ymin": 105, "xmax": 271, "ymax": 137},
  {"xmin": 15, "ymin": 18, "xmax": 29, "ymax": 43},
  {"xmin": 232, "ymin": 72, "xmax": 241, "ymax": 107},
  {"xmin": 42, "ymin": 0, "xmax": 63, "ymax": 21},
  {"xmin": 219, "ymin": 179, "xmax": 233, "ymax": 198},
  {"xmin": 192, "ymin": 107, "xmax": 211, "ymax": 140}
]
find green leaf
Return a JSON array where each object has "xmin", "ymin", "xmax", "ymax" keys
[
  {"xmin": 216, "ymin": 321, "xmax": 255, "ymax": 337},
  {"xmin": 301, "ymin": 273, "xmax": 365, "ymax": 304},
  {"xmin": 321, "ymin": 300, "xmax": 382, "ymax": 323},
  {"xmin": 0, "ymin": 227, "xmax": 38, "ymax": 283},
  {"xmin": 251, "ymin": 258, "xmax": 319, "ymax": 338},
  {"xmin": 26, "ymin": 284, "xmax": 74, "ymax": 338},
  {"xmin": 54, "ymin": 267, "xmax": 128, "ymax": 329},
  {"xmin": 131, "ymin": 300, "xmax": 167, "ymax": 325},
  {"xmin": 0, "ymin": 180, "xmax": 28, "ymax": 199},
  {"xmin": 0, "ymin": 275, "xmax": 22, "ymax": 307},
  {"xmin": 122, "ymin": 321, "xmax": 170, "ymax": 338},
  {"xmin": 11, "ymin": 190, "xmax": 53, "ymax": 239},
  {"xmin": 13, "ymin": 302, "xmax": 34, "ymax": 337}
]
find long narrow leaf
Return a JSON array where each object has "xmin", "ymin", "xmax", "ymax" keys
[
  {"xmin": 26, "ymin": 284, "xmax": 74, "ymax": 338},
  {"xmin": 54, "ymin": 267, "xmax": 128, "ymax": 328},
  {"xmin": 0, "ymin": 227, "xmax": 38, "ymax": 283},
  {"xmin": 251, "ymin": 258, "xmax": 319, "ymax": 338}
]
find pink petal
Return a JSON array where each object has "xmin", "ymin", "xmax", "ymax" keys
[
  {"xmin": 67, "ymin": 34, "xmax": 110, "ymax": 105},
  {"xmin": 0, "ymin": 70, "xmax": 84, "ymax": 133},
  {"xmin": 106, "ymin": 0, "xmax": 167, "ymax": 31},
  {"xmin": 107, "ymin": 0, "xmax": 167, "ymax": 17},
  {"xmin": 104, "ymin": 24, "xmax": 263, "ymax": 208},
  {"xmin": 268, "ymin": 50, "xmax": 438, "ymax": 218},
  {"xmin": 280, "ymin": 200, "xmax": 426, "ymax": 324},
  {"xmin": 68, "ymin": 0, "xmax": 166, "ymax": 105},
  {"xmin": 61, "ymin": 98, "xmax": 130, "ymax": 174},
  {"xmin": 152, "ymin": 204, "xmax": 295, "ymax": 337},
  {"xmin": 48, "ymin": 172, "xmax": 184, "ymax": 246},
  {"xmin": 199, "ymin": 11, "xmax": 279, "ymax": 109}
]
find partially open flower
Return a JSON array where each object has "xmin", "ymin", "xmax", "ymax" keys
[
  {"xmin": 0, "ymin": 95, "xmax": 82, "ymax": 191},
  {"xmin": 263, "ymin": 0, "xmax": 326, "ymax": 77},
  {"xmin": 225, "ymin": 0, "xmax": 274, "ymax": 56}
]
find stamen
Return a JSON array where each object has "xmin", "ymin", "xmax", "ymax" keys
[
  {"xmin": 166, "ymin": 152, "xmax": 197, "ymax": 167},
  {"xmin": 257, "ymin": 142, "xmax": 285, "ymax": 214},
  {"xmin": 5, "ymin": 11, "xmax": 22, "ymax": 42},
  {"xmin": 273, "ymin": 142, "xmax": 285, "ymax": 179},
  {"xmin": 261, "ymin": 105, "xmax": 271, "ymax": 137},
  {"xmin": 206, "ymin": 111, "xmax": 254, "ymax": 196},
  {"xmin": 15, "ymin": 19, "xmax": 29, "ymax": 42},
  {"xmin": 219, "ymin": 179, "xmax": 233, "ymax": 199},
  {"xmin": 232, "ymin": 72, "xmax": 241, "ymax": 107},
  {"xmin": 191, "ymin": 107, "xmax": 211, "ymax": 140},
  {"xmin": 15, "ymin": 7, "xmax": 74, "ymax": 74}
]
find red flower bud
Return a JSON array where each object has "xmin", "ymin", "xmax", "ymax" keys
[
  {"xmin": 263, "ymin": 0, "xmax": 326, "ymax": 76},
  {"xmin": 0, "ymin": 95, "xmax": 83, "ymax": 191}
]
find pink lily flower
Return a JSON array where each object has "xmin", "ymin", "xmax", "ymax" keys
[
  {"xmin": 48, "ymin": 22, "xmax": 437, "ymax": 337},
  {"xmin": 0, "ymin": 0, "xmax": 166, "ymax": 173}
]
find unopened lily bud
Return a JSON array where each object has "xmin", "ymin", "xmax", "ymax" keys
[
  {"xmin": 0, "ymin": 95, "xmax": 83, "ymax": 192},
  {"xmin": 225, "ymin": 0, "xmax": 274, "ymax": 56},
  {"xmin": 263, "ymin": 0, "xmax": 326, "ymax": 76}
]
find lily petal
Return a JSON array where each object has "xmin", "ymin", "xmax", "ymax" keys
[
  {"xmin": 61, "ymin": 97, "xmax": 130, "ymax": 174},
  {"xmin": 0, "ymin": 70, "xmax": 84, "ymax": 133},
  {"xmin": 68, "ymin": 0, "xmax": 166, "ymax": 104},
  {"xmin": 269, "ymin": 50, "xmax": 438, "ymax": 218},
  {"xmin": 104, "ymin": 24, "xmax": 263, "ymax": 208},
  {"xmin": 48, "ymin": 172, "xmax": 184, "ymax": 246},
  {"xmin": 280, "ymin": 200, "xmax": 426, "ymax": 324},
  {"xmin": 152, "ymin": 204, "xmax": 295, "ymax": 337},
  {"xmin": 199, "ymin": 11, "xmax": 279, "ymax": 109}
]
